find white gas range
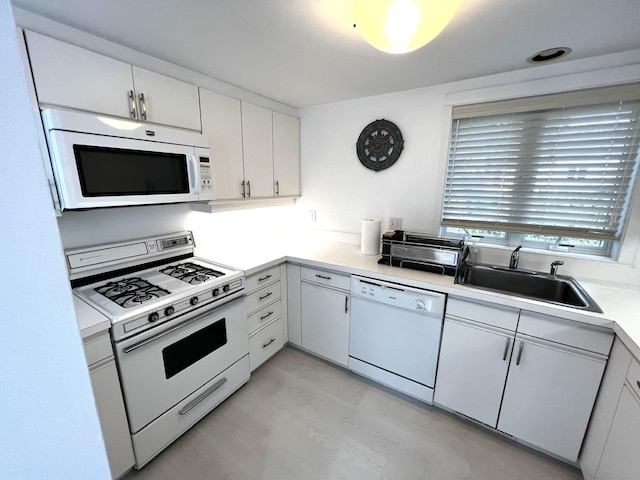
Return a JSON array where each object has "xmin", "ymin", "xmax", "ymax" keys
[{"xmin": 68, "ymin": 231, "xmax": 250, "ymax": 469}]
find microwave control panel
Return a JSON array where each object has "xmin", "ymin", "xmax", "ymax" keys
[{"xmin": 199, "ymin": 156, "xmax": 213, "ymax": 192}]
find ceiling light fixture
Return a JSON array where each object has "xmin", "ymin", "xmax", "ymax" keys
[
  {"xmin": 527, "ymin": 47, "xmax": 572, "ymax": 63},
  {"xmin": 353, "ymin": 0, "xmax": 461, "ymax": 54}
]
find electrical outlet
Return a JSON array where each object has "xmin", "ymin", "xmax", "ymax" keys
[
  {"xmin": 309, "ymin": 210, "xmax": 316, "ymax": 223},
  {"xmin": 389, "ymin": 217, "xmax": 402, "ymax": 230}
]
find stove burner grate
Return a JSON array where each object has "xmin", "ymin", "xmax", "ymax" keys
[
  {"xmin": 95, "ymin": 277, "xmax": 170, "ymax": 308},
  {"xmin": 160, "ymin": 262, "xmax": 224, "ymax": 285}
]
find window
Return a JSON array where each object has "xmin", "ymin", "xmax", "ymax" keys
[{"xmin": 441, "ymin": 84, "xmax": 640, "ymax": 257}]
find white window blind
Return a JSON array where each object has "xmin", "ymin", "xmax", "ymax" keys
[{"xmin": 442, "ymin": 85, "xmax": 640, "ymax": 241}]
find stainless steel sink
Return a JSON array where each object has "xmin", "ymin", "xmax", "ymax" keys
[{"xmin": 456, "ymin": 264, "xmax": 602, "ymax": 313}]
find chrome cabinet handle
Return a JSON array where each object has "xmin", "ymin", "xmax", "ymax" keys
[
  {"xmin": 345, "ymin": 296, "xmax": 349, "ymax": 313},
  {"xmin": 241, "ymin": 180, "xmax": 246, "ymax": 198},
  {"xmin": 275, "ymin": 180, "xmax": 280, "ymax": 196},
  {"xmin": 260, "ymin": 311, "xmax": 274, "ymax": 321},
  {"xmin": 503, "ymin": 338, "xmax": 511, "ymax": 361},
  {"xmin": 259, "ymin": 291, "xmax": 273, "ymax": 301},
  {"xmin": 138, "ymin": 93, "xmax": 147, "ymax": 121},
  {"xmin": 515, "ymin": 341, "xmax": 524, "ymax": 366},
  {"xmin": 179, "ymin": 378, "xmax": 227, "ymax": 415},
  {"xmin": 263, "ymin": 337, "xmax": 276, "ymax": 348},
  {"xmin": 128, "ymin": 90, "xmax": 137, "ymax": 119},
  {"xmin": 246, "ymin": 180, "xmax": 251, "ymax": 197},
  {"xmin": 315, "ymin": 274, "xmax": 331, "ymax": 280},
  {"xmin": 258, "ymin": 274, "xmax": 272, "ymax": 282}
]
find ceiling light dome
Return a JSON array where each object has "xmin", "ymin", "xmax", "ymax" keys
[{"xmin": 354, "ymin": 0, "xmax": 461, "ymax": 54}]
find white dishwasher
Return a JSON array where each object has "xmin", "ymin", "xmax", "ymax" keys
[{"xmin": 349, "ymin": 276, "xmax": 446, "ymax": 403}]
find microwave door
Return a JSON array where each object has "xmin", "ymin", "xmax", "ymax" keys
[{"xmin": 46, "ymin": 130, "xmax": 200, "ymax": 209}]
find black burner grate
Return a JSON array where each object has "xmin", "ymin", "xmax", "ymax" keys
[
  {"xmin": 95, "ymin": 277, "xmax": 170, "ymax": 308},
  {"xmin": 160, "ymin": 262, "xmax": 224, "ymax": 285}
]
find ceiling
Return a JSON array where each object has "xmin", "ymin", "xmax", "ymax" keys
[{"xmin": 10, "ymin": 0, "xmax": 640, "ymax": 108}]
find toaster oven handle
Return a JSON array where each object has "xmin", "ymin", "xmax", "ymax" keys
[{"xmin": 187, "ymin": 154, "xmax": 199, "ymax": 194}]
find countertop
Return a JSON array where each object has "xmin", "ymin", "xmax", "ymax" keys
[{"xmin": 74, "ymin": 238, "xmax": 640, "ymax": 360}]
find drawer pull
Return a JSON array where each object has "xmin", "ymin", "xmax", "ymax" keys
[
  {"xmin": 258, "ymin": 274, "xmax": 273, "ymax": 282},
  {"xmin": 179, "ymin": 377, "xmax": 227, "ymax": 415},
  {"xmin": 260, "ymin": 311, "xmax": 274, "ymax": 321},
  {"xmin": 637, "ymin": 380, "xmax": 640, "ymax": 390},
  {"xmin": 259, "ymin": 291, "xmax": 273, "ymax": 301},
  {"xmin": 263, "ymin": 337, "xmax": 276, "ymax": 348},
  {"xmin": 316, "ymin": 274, "xmax": 331, "ymax": 280}
]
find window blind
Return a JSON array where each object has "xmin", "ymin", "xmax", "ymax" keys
[{"xmin": 442, "ymin": 85, "xmax": 640, "ymax": 241}]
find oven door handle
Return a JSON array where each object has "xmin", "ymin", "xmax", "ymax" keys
[
  {"xmin": 178, "ymin": 377, "xmax": 228, "ymax": 416},
  {"xmin": 123, "ymin": 307, "xmax": 220, "ymax": 354}
]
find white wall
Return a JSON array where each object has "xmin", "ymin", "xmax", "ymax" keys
[
  {"xmin": 297, "ymin": 50, "xmax": 640, "ymax": 285},
  {"xmin": 0, "ymin": 1, "xmax": 110, "ymax": 478}
]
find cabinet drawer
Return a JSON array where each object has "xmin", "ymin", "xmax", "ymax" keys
[
  {"xmin": 83, "ymin": 330, "xmax": 113, "ymax": 366},
  {"xmin": 246, "ymin": 265, "xmax": 281, "ymax": 294},
  {"xmin": 518, "ymin": 311, "xmax": 613, "ymax": 355},
  {"xmin": 249, "ymin": 318, "xmax": 284, "ymax": 371},
  {"xmin": 248, "ymin": 299, "xmax": 282, "ymax": 335},
  {"xmin": 300, "ymin": 266, "xmax": 349, "ymax": 290},
  {"xmin": 628, "ymin": 357, "xmax": 640, "ymax": 398},
  {"xmin": 245, "ymin": 281, "xmax": 281, "ymax": 315},
  {"xmin": 446, "ymin": 296, "xmax": 519, "ymax": 331}
]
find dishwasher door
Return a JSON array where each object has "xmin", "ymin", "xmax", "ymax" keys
[{"xmin": 349, "ymin": 276, "xmax": 445, "ymax": 403}]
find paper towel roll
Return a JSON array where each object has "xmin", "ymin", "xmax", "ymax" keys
[{"xmin": 360, "ymin": 218, "xmax": 381, "ymax": 255}]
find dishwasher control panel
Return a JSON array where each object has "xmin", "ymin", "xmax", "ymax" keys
[{"xmin": 351, "ymin": 276, "xmax": 445, "ymax": 314}]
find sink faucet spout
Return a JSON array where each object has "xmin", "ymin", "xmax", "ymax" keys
[{"xmin": 509, "ymin": 246, "xmax": 522, "ymax": 269}]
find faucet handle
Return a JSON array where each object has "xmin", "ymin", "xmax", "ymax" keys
[{"xmin": 550, "ymin": 260, "xmax": 564, "ymax": 275}]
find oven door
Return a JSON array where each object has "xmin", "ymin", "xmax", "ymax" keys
[{"xmin": 114, "ymin": 297, "xmax": 248, "ymax": 433}]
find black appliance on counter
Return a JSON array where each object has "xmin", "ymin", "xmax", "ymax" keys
[{"xmin": 378, "ymin": 230, "xmax": 467, "ymax": 276}]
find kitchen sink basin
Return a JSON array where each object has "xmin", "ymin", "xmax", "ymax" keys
[{"xmin": 456, "ymin": 264, "xmax": 602, "ymax": 313}]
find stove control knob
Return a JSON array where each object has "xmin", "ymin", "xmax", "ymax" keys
[
  {"xmin": 223, "ymin": 284, "xmax": 230, "ymax": 293},
  {"xmin": 148, "ymin": 312, "xmax": 160, "ymax": 322},
  {"xmin": 212, "ymin": 288, "xmax": 220, "ymax": 297},
  {"xmin": 164, "ymin": 306, "xmax": 175, "ymax": 316},
  {"xmin": 190, "ymin": 296, "xmax": 199, "ymax": 306}
]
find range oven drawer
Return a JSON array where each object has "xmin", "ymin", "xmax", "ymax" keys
[{"xmin": 131, "ymin": 354, "xmax": 250, "ymax": 468}]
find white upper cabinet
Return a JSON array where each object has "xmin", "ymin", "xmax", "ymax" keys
[
  {"xmin": 26, "ymin": 30, "xmax": 133, "ymax": 119},
  {"xmin": 25, "ymin": 31, "xmax": 201, "ymax": 131},
  {"xmin": 241, "ymin": 102, "xmax": 274, "ymax": 199},
  {"xmin": 199, "ymin": 88, "xmax": 245, "ymax": 200},
  {"xmin": 131, "ymin": 66, "xmax": 200, "ymax": 131},
  {"xmin": 273, "ymin": 112, "xmax": 300, "ymax": 197}
]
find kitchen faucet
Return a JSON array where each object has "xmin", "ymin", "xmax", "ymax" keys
[
  {"xmin": 509, "ymin": 246, "xmax": 522, "ymax": 269},
  {"xmin": 550, "ymin": 260, "xmax": 564, "ymax": 276}
]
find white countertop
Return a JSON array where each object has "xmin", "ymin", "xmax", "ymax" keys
[{"xmin": 75, "ymin": 238, "xmax": 640, "ymax": 359}]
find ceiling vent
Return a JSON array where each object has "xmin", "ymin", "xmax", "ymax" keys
[{"xmin": 527, "ymin": 47, "xmax": 572, "ymax": 64}]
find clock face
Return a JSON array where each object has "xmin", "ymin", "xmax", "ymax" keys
[{"xmin": 356, "ymin": 119, "xmax": 404, "ymax": 171}]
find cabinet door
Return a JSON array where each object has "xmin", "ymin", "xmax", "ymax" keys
[
  {"xmin": 241, "ymin": 102, "xmax": 274, "ymax": 198},
  {"xmin": 273, "ymin": 112, "xmax": 300, "ymax": 197},
  {"xmin": 596, "ymin": 383, "xmax": 640, "ymax": 480},
  {"xmin": 132, "ymin": 66, "xmax": 200, "ymax": 131},
  {"xmin": 498, "ymin": 335, "xmax": 607, "ymax": 462},
  {"xmin": 90, "ymin": 358, "xmax": 135, "ymax": 479},
  {"xmin": 434, "ymin": 317, "xmax": 514, "ymax": 427},
  {"xmin": 301, "ymin": 282, "xmax": 349, "ymax": 367},
  {"xmin": 26, "ymin": 31, "xmax": 133, "ymax": 118},
  {"xmin": 200, "ymin": 88, "xmax": 245, "ymax": 200}
]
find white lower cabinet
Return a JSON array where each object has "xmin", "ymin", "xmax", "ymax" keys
[
  {"xmin": 245, "ymin": 264, "xmax": 287, "ymax": 371},
  {"xmin": 435, "ymin": 298, "xmax": 612, "ymax": 463},
  {"xmin": 84, "ymin": 332, "xmax": 134, "ymax": 479},
  {"xmin": 595, "ymin": 381, "xmax": 640, "ymax": 479},
  {"xmin": 434, "ymin": 317, "xmax": 514, "ymax": 427},
  {"xmin": 300, "ymin": 267, "xmax": 350, "ymax": 367},
  {"xmin": 497, "ymin": 334, "xmax": 607, "ymax": 462}
]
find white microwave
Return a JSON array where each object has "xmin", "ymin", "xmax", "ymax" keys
[{"xmin": 41, "ymin": 108, "xmax": 215, "ymax": 210}]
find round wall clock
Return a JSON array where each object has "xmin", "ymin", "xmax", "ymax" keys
[{"xmin": 356, "ymin": 119, "xmax": 404, "ymax": 171}]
